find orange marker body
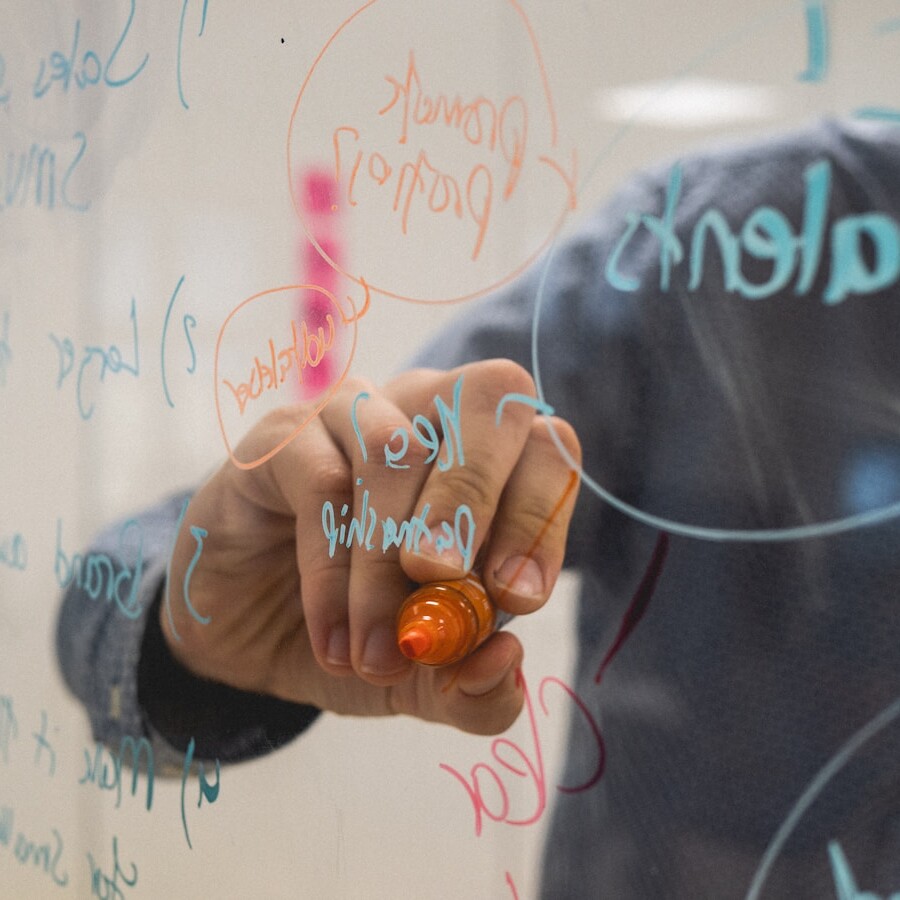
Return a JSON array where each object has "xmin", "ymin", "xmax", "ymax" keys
[{"xmin": 396, "ymin": 573, "xmax": 496, "ymax": 666}]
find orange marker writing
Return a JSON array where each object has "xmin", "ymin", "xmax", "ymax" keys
[{"xmin": 396, "ymin": 573, "xmax": 500, "ymax": 667}]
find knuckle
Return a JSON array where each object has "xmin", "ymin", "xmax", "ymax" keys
[
  {"xmin": 534, "ymin": 415, "xmax": 582, "ymax": 466},
  {"xmin": 382, "ymin": 368, "xmax": 433, "ymax": 405},
  {"xmin": 363, "ymin": 421, "xmax": 429, "ymax": 468},
  {"xmin": 401, "ymin": 366, "xmax": 440, "ymax": 383},
  {"xmin": 400, "ymin": 431, "xmax": 434, "ymax": 468},
  {"xmin": 314, "ymin": 457, "xmax": 353, "ymax": 497},
  {"xmin": 305, "ymin": 551, "xmax": 351, "ymax": 583},
  {"xmin": 429, "ymin": 462, "xmax": 498, "ymax": 520},
  {"xmin": 510, "ymin": 497, "xmax": 568, "ymax": 541},
  {"xmin": 470, "ymin": 358, "xmax": 536, "ymax": 405},
  {"xmin": 352, "ymin": 554, "xmax": 405, "ymax": 583},
  {"xmin": 358, "ymin": 420, "xmax": 400, "ymax": 464},
  {"xmin": 452, "ymin": 692, "xmax": 523, "ymax": 736},
  {"xmin": 338, "ymin": 375, "xmax": 377, "ymax": 398},
  {"xmin": 258, "ymin": 403, "xmax": 304, "ymax": 437}
]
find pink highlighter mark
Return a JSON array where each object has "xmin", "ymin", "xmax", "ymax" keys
[{"xmin": 296, "ymin": 169, "xmax": 344, "ymax": 398}]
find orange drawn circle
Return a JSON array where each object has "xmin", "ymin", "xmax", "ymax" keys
[
  {"xmin": 287, "ymin": 0, "xmax": 577, "ymax": 305},
  {"xmin": 214, "ymin": 283, "xmax": 359, "ymax": 470}
]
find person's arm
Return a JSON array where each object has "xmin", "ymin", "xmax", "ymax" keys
[
  {"xmin": 54, "ymin": 137, "xmax": 665, "ymax": 765},
  {"xmin": 160, "ymin": 362, "xmax": 581, "ymax": 732},
  {"xmin": 56, "ymin": 491, "xmax": 320, "ymax": 769},
  {"xmin": 57, "ymin": 360, "xmax": 581, "ymax": 764},
  {"xmin": 64, "ymin": 109, "xmax": 772, "ymax": 763}
]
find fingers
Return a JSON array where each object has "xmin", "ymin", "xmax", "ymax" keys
[
  {"xmin": 255, "ymin": 384, "xmax": 424, "ymax": 684},
  {"xmin": 387, "ymin": 360, "xmax": 581, "ymax": 614},
  {"xmin": 230, "ymin": 360, "xmax": 579, "ymax": 704},
  {"xmin": 483, "ymin": 416, "xmax": 582, "ymax": 614},
  {"xmin": 318, "ymin": 386, "xmax": 431, "ymax": 683},
  {"xmin": 386, "ymin": 359, "xmax": 540, "ymax": 582},
  {"xmin": 247, "ymin": 408, "xmax": 355, "ymax": 678},
  {"xmin": 389, "ymin": 631, "xmax": 526, "ymax": 735},
  {"xmin": 246, "ymin": 378, "xmax": 436, "ymax": 685},
  {"xmin": 293, "ymin": 629, "xmax": 525, "ymax": 736}
]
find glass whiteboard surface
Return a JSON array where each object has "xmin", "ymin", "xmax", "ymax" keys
[{"xmin": 2, "ymin": 1, "xmax": 899, "ymax": 897}]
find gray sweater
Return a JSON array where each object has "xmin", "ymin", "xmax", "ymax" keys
[{"xmin": 58, "ymin": 119, "xmax": 900, "ymax": 898}]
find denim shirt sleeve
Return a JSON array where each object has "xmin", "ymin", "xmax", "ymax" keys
[{"xmin": 55, "ymin": 491, "xmax": 319, "ymax": 771}]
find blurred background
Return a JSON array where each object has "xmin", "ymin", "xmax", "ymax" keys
[{"xmin": 1, "ymin": 0, "xmax": 897, "ymax": 896}]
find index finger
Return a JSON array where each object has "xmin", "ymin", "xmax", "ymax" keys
[{"xmin": 383, "ymin": 359, "xmax": 545, "ymax": 583}]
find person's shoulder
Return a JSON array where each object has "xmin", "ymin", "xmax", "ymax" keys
[
  {"xmin": 664, "ymin": 118, "xmax": 898, "ymax": 185},
  {"xmin": 595, "ymin": 118, "xmax": 898, "ymax": 225}
]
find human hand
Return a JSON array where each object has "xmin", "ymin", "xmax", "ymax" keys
[{"xmin": 164, "ymin": 359, "xmax": 580, "ymax": 735}]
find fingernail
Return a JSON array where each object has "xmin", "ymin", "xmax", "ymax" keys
[
  {"xmin": 416, "ymin": 527, "xmax": 464, "ymax": 570},
  {"xmin": 325, "ymin": 623, "xmax": 350, "ymax": 667},
  {"xmin": 361, "ymin": 622, "xmax": 407, "ymax": 677},
  {"xmin": 494, "ymin": 556, "xmax": 545, "ymax": 602}
]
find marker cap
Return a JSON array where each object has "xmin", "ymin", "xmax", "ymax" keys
[{"xmin": 396, "ymin": 574, "xmax": 496, "ymax": 667}]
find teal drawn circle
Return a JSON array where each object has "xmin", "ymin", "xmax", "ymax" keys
[
  {"xmin": 744, "ymin": 695, "xmax": 900, "ymax": 899},
  {"xmin": 531, "ymin": 0, "xmax": 900, "ymax": 543}
]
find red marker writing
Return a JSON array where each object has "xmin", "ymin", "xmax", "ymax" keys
[{"xmin": 396, "ymin": 573, "xmax": 499, "ymax": 666}]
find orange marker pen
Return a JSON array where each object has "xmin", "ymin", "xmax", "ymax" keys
[{"xmin": 396, "ymin": 573, "xmax": 502, "ymax": 667}]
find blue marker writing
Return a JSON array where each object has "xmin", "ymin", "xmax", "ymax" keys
[
  {"xmin": 87, "ymin": 835, "xmax": 138, "ymax": 900},
  {"xmin": 49, "ymin": 296, "xmax": 141, "ymax": 420},
  {"xmin": 31, "ymin": 710, "xmax": 57, "ymax": 778},
  {"xmin": 55, "ymin": 518, "xmax": 144, "ymax": 620},
  {"xmin": 163, "ymin": 497, "xmax": 210, "ymax": 642},
  {"xmin": 352, "ymin": 374, "xmax": 465, "ymax": 471},
  {"xmin": 32, "ymin": 0, "xmax": 148, "ymax": 100},
  {"xmin": 0, "ymin": 696, "xmax": 17, "ymax": 765},
  {"xmin": 606, "ymin": 159, "xmax": 900, "ymax": 305},
  {"xmin": 0, "ymin": 53, "xmax": 9, "ymax": 106},
  {"xmin": 1, "ymin": 133, "xmax": 89, "ymax": 213},
  {"xmin": 161, "ymin": 275, "xmax": 198, "ymax": 408},
  {"xmin": 0, "ymin": 311, "xmax": 10, "ymax": 386},
  {"xmin": 0, "ymin": 531, "xmax": 27, "ymax": 571},
  {"xmin": 177, "ymin": 0, "xmax": 210, "ymax": 110},
  {"xmin": 180, "ymin": 738, "xmax": 221, "ymax": 850},
  {"xmin": 798, "ymin": 1, "xmax": 828, "ymax": 83},
  {"xmin": 828, "ymin": 840, "xmax": 900, "ymax": 900},
  {"xmin": 80, "ymin": 736, "xmax": 155, "ymax": 812},
  {"xmin": 7, "ymin": 821, "xmax": 69, "ymax": 888}
]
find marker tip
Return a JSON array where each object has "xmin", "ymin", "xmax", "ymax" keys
[{"xmin": 398, "ymin": 627, "xmax": 432, "ymax": 660}]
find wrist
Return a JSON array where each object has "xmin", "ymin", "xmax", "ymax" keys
[{"xmin": 138, "ymin": 586, "xmax": 321, "ymax": 761}]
